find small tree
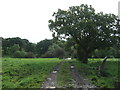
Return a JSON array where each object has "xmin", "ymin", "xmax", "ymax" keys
[
  {"xmin": 8, "ymin": 44, "xmax": 20, "ymax": 56},
  {"xmin": 36, "ymin": 39, "xmax": 53, "ymax": 57},
  {"xmin": 45, "ymin": 43, "xmax": 65, "ymax": 58},
  {"xmin": 13, "ymin": 51, "xmax": 26, "ymax": 58},
  {"xmin": 54, "ymin": 48, "xmax": 65, "ymax": 58},
  {"xmin": 25, "ymin": 52, "xmax": 35, "ymax": 58}
]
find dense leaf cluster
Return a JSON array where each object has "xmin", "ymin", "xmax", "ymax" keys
[{"xmin": 49, "ymin": 4, "xmax": 119, "ymax": 63}]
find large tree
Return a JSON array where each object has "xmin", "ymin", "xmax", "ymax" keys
[{"xmin": 48, "ymin": 4, "xmax": 119, "ymax": 63}]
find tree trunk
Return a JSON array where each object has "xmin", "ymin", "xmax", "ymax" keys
[
  {"xmin": 77, "ymin": 48, "xmax": 89, "ymax": 64},
  {"xmin": 82, "ymin": 52, "xmax": 89, "ymax": 64}
]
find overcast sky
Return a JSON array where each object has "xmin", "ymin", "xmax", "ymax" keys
[{"xmin": 0, "ymin": 0, "xmax": 119, "ymax": 43}]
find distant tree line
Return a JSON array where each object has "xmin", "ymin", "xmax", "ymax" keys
[
  {"xmin": 2, "ymin": 37, "xmax": 65, "ymax": 58},
  {"xmin": 2, "ymin": 37, "xmax": 36, "ymax": 58},
  {"xmin": 2, "ymin": 37, "xmax": 120, "ymax": 58}
]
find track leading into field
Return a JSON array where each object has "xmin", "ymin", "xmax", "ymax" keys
[
  {"xmin": 40, "ymin": 60, "xmax": 96, "ymax": 89},
  {"xmin": 40, "ymin": 61, "xmax": 63, "ymax": 89},
  {"xmin": 69, "ymin": 61, "xmax": 96, "ymax": 89}
]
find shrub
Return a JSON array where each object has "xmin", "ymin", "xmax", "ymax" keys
[
  {"xmin": 25, "ymin": 52, "xmax": 35, "ymax": 58},
  {"xmin": 53, "ymin": 48, "xmax": 65, "ymax": 59},
  {"xmin": 13, "ymin": 51, "xmax": 26, "ymax": 58},
  {"xmin": 41, "ymin": 52, "xmax": 53, "ymax": 58}
]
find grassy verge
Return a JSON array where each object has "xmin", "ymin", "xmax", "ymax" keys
[
  {"xmin": 57, "ymin": 60, "xmax": 73, "ymax": 87},
  {"xmin": 72, "ymin": 58, "xmax": 119, "ymax": 88},
  {"xmin": 0, "ymin": 58, "xmax": 2, "ymax": 90},
  {"xmin": 2, "ymin": 58, "xmax": 62, "ymax": 88}
]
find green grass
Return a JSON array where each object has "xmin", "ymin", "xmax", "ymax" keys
[
  {"xmin": 2, "ymin": 58, "xmax": 62, "ymax": 88},
  {"xmin": 57, "ymin": 60, "xmax": 73, "ymax": 87},
  {"xmin": 0, "ymin": 58, "xmax": 2, "ymax": 90},
  {"xmin": 72, "ymin": 58, "xmax": 119, "ymax": 88},
  {"xmin": 1, "ymin": 58, "xmax": 119, "ymax": 88}
]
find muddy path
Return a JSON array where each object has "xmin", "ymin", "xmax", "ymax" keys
[
  {"xmin": 40, "ymin": 60, "xmax": 96, "ymax": 89},
  {"xmin": 68, "ymin": 61, "xmax": 96, "ymax": 89},
  {"xmin": 40, "ymin": 61, "xmax": 64, "ymax": 89}
]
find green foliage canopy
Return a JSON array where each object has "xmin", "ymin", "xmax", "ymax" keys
[
  {"xmin": 49, "ymin": 4, "xmax": 119, "ymax": 63},
  {"xmin": 36, "ymin": 39, "xmax": 53, "ymax": 57}
]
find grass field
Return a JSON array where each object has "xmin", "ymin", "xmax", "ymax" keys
[
  {"xmin": 1, "ymin": 58, "xmax": 119, "ymax": 88},
  {"xmin": 72, "ymin": 58, "xmax": 120, "ymax": 88},
  {"xmin": 2, "ymin": 58, "xmax": 62, "ymax": 88}
]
